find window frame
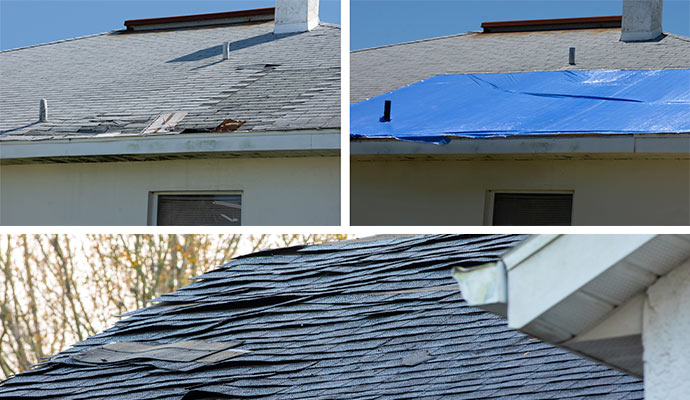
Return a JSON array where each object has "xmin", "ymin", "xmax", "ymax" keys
[
  {"xmin": 148, "ymin": 190, "xmax": 244, "ymax": 226},
  {"xmin": 483, "ymin": 189, "xmax": 575, "ymax": 226}
]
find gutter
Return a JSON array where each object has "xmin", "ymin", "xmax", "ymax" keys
[
  {"xmin": 0, "ymin": 130, "xmax": 340, "ymax": 163},
  {"xmin": 452, "ymin": 261, "xmax": 508, "ymax": 316},
  {"xmin": 351, "ymin": 134, "xmax": 690, "ymax": 157},
  {"xmin": 451, "ymin": 234, "xmax": 690, "ymax": 377}
]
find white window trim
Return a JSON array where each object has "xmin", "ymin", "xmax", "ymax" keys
[
  {"xmin": 148, "ymin": 190, "xmax": 244, "ymax": 226},
  {"xmin": 483, "ymin": 189, "xmax": 575, "ymax": 226}
]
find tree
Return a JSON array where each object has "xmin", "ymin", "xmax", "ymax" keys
[{"xmin": 0, "ymin": 234, "xmax": 348, "ymax": 379}]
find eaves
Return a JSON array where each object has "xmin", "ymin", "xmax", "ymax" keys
[
  {"xmin": 0, "ymin": 130, "xmax": 340, "ymax": 165},
  {"xmin": 351, "ymin": 133, "xmax": 690, "ymax": 160}
]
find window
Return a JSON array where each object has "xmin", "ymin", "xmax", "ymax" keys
[
  {"xmin": 490, "ymin": 192, "xmax": 573, "ymax": 226},
  {"xmin": 150, "ymin": 192, "xmax": 242, "ymax": 226}
]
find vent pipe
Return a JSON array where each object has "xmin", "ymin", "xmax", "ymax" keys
[
  {"xmin": 380, "ymin": 100, "xmax": 391, "ymax": 122},
  {"xmin": 274, "ymin": 0, "xmax": 319, "ymax": 34},
  {"xmin": 621, "ymin": 0, "xmax": 663, "ymax": 42},
  {"xmin": 222, "ymin": 41, "xmax": 230, "ymax": 60},
  {"xmin": 39, "ymin": 99, "xmax": 48, "ymax": 122}
]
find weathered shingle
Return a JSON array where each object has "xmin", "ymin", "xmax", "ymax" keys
[
  {"xmin": 0, "ymin": 235, "xmax": 644, "ymax": 399},
  {"xmin": 351, "ymin": 28, "xmax": 690, "ymax": 103},
  {"xmin": 0, "ymin": 21, "xmax": 340, "ymax": 141}
]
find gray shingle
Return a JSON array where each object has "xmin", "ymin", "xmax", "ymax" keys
[
  {"xmin": 351, "ymin": 29, "xmax": 690, "ymax": 103},
  {"xmin": 0, "ymin": 21, "xmax": 340, "ymax": 141},
  {"xmin": 0, "ymin": 235, "xmax": 643, "ymax": 399}
]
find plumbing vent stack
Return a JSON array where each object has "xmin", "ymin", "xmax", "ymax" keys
[
  {"xmin": 569, "ymin": 47, "xmax": 575, "ymax": 65},
  {"xmin": 621, "ymin": 0, "xmax": 663, "ymax": 42},
  {"xmin": 222, "ymin": 41, "xmax": 230, "ymax": 60},
  {"xmin": 39, "ymin": 99, "xmax": 48, "ymax": 122},
  {"xmin": 274, "ymin": 0, "xmax": 319, "ymax": 34}
]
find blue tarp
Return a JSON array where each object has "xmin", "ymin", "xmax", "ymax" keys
[{"xmin": 350, "ymin": 69, "xmax": 690, "ymax": 144}]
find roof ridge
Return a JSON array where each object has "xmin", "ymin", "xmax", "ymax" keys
[
  {"xmin": 318, "ymin": 22, "xmax": 340, "ymax": 30},
  {"xmin": 664, "ymin": 32, "xmax": 690, "ymax": 42},
  {"xmin": 352, "ymin": 31, "xmax": 478, "ymax": 53},
  {"xmin": 0, "ymin": 30, "xmax": 116, "ymax": 54},
  {"xmin": 1, "ymin": 22, "xmax": 340, "ymax": 54}
]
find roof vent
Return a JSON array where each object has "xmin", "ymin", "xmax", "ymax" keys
[
  {"xmin": 222, "ymin": 41, "xmax": 230, "ymax": 60},
  {"xmin": 621, "ymin": 0, "xmax": 663, "ymax": 42},
  {"xmin": 274, "ymin": 0, "xmax": 319, "ymax": 34},
  {"xmin": 39, "ymin": 98, "xmax": 48, "ymax": 122},
  {"xmin": 481, "ymin": 15, "xmax": 621, "ymax": 33},
  {"xmin": 124, "ymin": 8, "xmax": 274, "ymax": 32}
]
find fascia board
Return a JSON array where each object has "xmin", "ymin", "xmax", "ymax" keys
[
  {"xmin": 507, "ymin": 235, "xmax": 656, "ymax": 330},
  {"xmin": 351, "ymin": 134, "xmax": 690, "ymax": 156},
  {"xmin": 502, "ymin": 234, "xmax": 560, "ymax": 271},
  {"xmin": 0, "ymin": 130, "xmax": 340, "ymax": 160}
]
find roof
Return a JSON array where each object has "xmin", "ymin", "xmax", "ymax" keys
[
  {"xmin": 350, "ymin": 69, "xmax": 690, "ymax": 143},
  {"xmin": 0, "ymin": 235, "xmax": 644, "ymax": 400},
  {"xmin": 0, "ymin": 19, "xmax": 340, "ymax": 142},
  {"xmin": 351, "ymin": 27, "xmax": 690, "ymax": 103}
]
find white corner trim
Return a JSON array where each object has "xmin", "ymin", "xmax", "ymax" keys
[{"xmin": 0, "ymin": 130, "xmax": 340, "ymax": 160}]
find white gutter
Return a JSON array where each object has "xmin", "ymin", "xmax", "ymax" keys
[
  {"xmin": 351, "ymin": 134, "xmax": 690, "ymax": 156},
  {"xmin": 451, "ymin": 234, "xmax": 690, "ymax": 377},
  {"xmin": 0, "ymin": 130, "xmax": 340, "ymax": 161},
  {"xmin": 452, "ymin": 261, "xmax": 508, "ymax": 316}
]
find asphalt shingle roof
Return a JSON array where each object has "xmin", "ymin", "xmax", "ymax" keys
[
  {"xmin": 351, "ymin": 28, "xmax": 690, "ymax": 103},
  {"xmin": 0, "ymin": 235, "xmax": 644, "ymax": 400},
  {"xmin": 0, "ymin": 20, "xmax": 340, "ymax": 141}
]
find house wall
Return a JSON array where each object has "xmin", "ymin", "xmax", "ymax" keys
[
  {"xmin": 643, "ymin": 259, "xmax": 690, "ymax": 400},
  {"xmin": 350, "ymin": 158, "xmax": 690, "ymax": 225},
  {"xmin": 0, "ymin": 156, "xmax": 340, "ymax": 226}
]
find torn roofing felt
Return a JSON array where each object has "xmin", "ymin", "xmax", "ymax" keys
[
  {"xmin": 350, "ymin": 69, "xmax": 690, "ymax": 144},
  {"xmin": 0, "ymin": 235, "xmax": 644, "ymax": 400}
]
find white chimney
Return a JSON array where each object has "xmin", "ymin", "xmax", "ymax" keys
[
  {"xmin": 621, "ymin": 0, "xmax": 663, "ymax": 42},
  {"xmin": 274, "ymin": 0, "xmax": 319, "ymax": 34}
]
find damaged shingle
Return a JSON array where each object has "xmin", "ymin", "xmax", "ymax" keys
[
  {"xmin": 0, "ymin": 235, "xmax": 644, "ymax": 399},
  {"xmin": 0, "ymin": 22, "xmax": 340, "ymax": 141}
]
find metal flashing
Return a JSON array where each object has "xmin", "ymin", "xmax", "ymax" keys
[
  {"xmin": 124, "ymin": 8, "xmax": 275, "ymax": 31},
  {"xmin": 481, "ymin": 15, "xmax": 622, "ymax": 33}
]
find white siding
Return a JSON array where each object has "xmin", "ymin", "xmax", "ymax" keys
[
  {"xmin": 351, "ymin": 158, "xmax": 690, "ymax": 226},
  {"xmin": 0, "ymin": 156, "xmax": 340, "ymax": 226}
]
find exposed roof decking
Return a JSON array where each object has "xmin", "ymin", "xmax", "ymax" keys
[
  {"xmin": 0, "ymin": 21, "xmax": 340, "ymax": 141},
  {"xmin": 351, "ymin": 28, "xmax": 690, "ymax": 103},
  {"xmin": 0, "ymin": 235, "xmax": 643, "ymax": 399}
]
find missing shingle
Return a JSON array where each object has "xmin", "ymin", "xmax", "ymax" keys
[
  {"xmin": 71, "ymin": 340, "xmax": 245, "ymax": 364},
  {"xmin": 401, "ymin": 350, "xmax": 433, "ymax": 366}
]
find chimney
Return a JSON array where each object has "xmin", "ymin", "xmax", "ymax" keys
[
  {"xmin": 274, "ymin": 0, "xmax": 319, "ymax": 34},
  {"xmin": 621, "ymin": 0, "xmax": 663, "ymax": 41}
]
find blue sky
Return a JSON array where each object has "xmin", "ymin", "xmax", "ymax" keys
[
  {"xmin": 0, "ymin": 0, "xmax": 341, "ymax": 50},
  {"xmin": 352, "ymin": 0, "xmax": 690, "ymax": 50},
  {"xmin": 2, "ymin": 1, "xmax": 688, "ymax": 51}
]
